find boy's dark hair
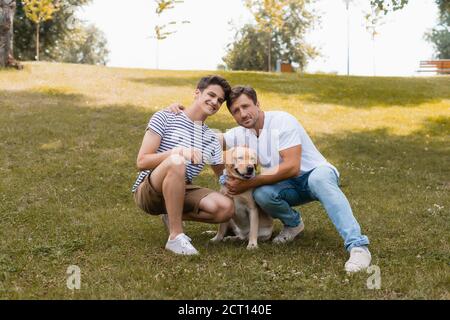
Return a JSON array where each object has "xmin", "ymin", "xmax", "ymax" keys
[
  {"xmin": 226, "ymin": 86, "xmax": 258, "ymax": 109},
  {"xmin": 197, "ymin": 75, "xmax": 231, "ymax": 100}
]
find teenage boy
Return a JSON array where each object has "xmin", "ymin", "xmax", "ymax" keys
[{"xmin": 132, "ymin": 76, "xmax": 234, "ymax": 255}]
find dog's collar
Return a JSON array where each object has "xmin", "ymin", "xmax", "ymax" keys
[{"xmin": 219, "ymin": 171, "xmax": 227, "ymax": 186}]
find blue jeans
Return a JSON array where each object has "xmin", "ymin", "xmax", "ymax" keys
[{"xmin": 253, "ymin": 165, "xmax": 369, "ymax": 251}]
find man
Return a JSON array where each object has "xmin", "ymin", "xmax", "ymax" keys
[
  {"xmin": 223, "ymin": 86, "xmax": 371, "ymax": 273},
  {"xmin": 132, "ymin": 75, "xmax": 234, "ymax": 256}
]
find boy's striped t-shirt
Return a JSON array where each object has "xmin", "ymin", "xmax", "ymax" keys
[{"xmin": 131, "ymin": 111, "xmax": 222, "ymax": 193}]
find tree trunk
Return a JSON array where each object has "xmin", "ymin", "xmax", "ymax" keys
[
  {"xmin": 0, "ymin": 0, "xmax": 22, "ymax": 69},
  {"xmin": 36, "ymin": 22, "xmax": 40, "ymax": 61}
]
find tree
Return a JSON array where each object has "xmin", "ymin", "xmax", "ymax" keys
[
  {"xmin": 277, "ymin": 0, "xmax": 318, "ymax": 70},
  {"xmin": 0, "ymin": 0, "xmax": 21, "ymax": 68},
  {"xmin": 22, "ymin": 0, "xmax": 60, "ymax": 61},
  {"xmin": 245, "ymin": 0, "xmax": 285, "ymax": 72},
  {"xmin": 226, "ymin": 0, "xmax": 317, "ymax": 72},
  {"xmin": 14, "ymin": 0, "xmax": 108, "ymax": 64},
  {"xmin": 223, "ymin": 24, "xmax": 273, "ymax": 71},
  {"xmin": 153, "ymin": 0, "xmax": 189, "ymax": 69},
  {"xmin": 371, "ymin": 0, "xmax": 409, "ymax": 14},
  {"xmin": 425, "ymin": 0, "xmax": 450, "ymax": 59},
  {"xmin": 48, "ymin": 23, "xmax": 109, "ymax": 65}
]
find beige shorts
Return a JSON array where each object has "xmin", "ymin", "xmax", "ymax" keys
[{"xmin": 134, "ymin": 174, "xmax": 215, "ymax": 215}]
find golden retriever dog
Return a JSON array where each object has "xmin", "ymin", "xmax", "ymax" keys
[{"xmin": 210, "ymin": 146, "xmax": 273, "ymax": 249}]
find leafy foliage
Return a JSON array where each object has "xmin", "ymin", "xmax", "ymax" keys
[
  {"xmin": 425, "ymin": 0, "xmax": 450, "ymax": 59},
  {"xmin": 370, "ymin": 0, "xmax": 409, "ymax": 14},
  {"xmin": 22, "ymin": 0, "xmax": 59, "ymax": 25},
  {"xmin": 224, "ymin": 0, "xmax": 318, "ymax": 71},
  {"xmin": 245, "ymin": 0, "xmax": 285, "ymax": 34},
  {"xmin": 48, "ymin": 23, "xmax": 109, "ymax": 65},
  {"xmin": 154, "ymin": 0, "xmax": 189, "ymax": 41},
  {"xmin": 364, "ymin": 6, "xmax": 385, "ymax": 40},
  {"xmin": 22, "ymin": 0, "xmax": 60, "ymax": 60},
  {"xmin": 223, "ymin": 24, "xmax": 273, "ymax": 71},
  {"xmin": 14, "ymin": 0, "xmax": 108, "ymax": 64}
]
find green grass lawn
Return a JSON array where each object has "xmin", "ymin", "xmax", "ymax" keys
[{"xmin": 0, "ymin": 62, "xmax": 449, "ymax": 299}]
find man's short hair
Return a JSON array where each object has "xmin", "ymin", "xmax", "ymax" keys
[
  {"xmin": 197, "ymin": 75, "xmax": 231, "ymax": 100},
  {"xmin": 226, "ymin": 86, "xmax": 258, "ymax": 109}
]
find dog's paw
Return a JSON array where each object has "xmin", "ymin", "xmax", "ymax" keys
[
  {"xmin": 209, "ymin": 235, "xmax": 224, "ymax": 243},
  {"xmin": 246, "ymin": 243, "xmax": 258, "ymax": 250},
  {"xmin": 224, "ymin": 236, "xmax": 245, "ymax": 242}
]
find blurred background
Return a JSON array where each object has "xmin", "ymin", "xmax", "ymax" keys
[{"xmin": 2, "ymin": 0, "xmax": 449, "ymax": 76}]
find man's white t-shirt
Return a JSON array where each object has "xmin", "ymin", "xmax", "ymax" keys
[{"xmin": 223, "ymin": 111, "xmax": 339, "ymax": 177}]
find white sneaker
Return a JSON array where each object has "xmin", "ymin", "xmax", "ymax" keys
[
  {"xmin": 345, "ymin": 247, "xmax": 371, "ymax": 273},
  {"xmin": 272, "ymin": 221, "xmax": 305, "ymax": 244},
  {"xmin": 165, "ymin": 233, "xmax": 199, "ymax": 255}
]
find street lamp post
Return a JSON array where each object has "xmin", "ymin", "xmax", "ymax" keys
[{"xmin": 343, "ymin": 0, "xmax": 351, "ymax": 76}]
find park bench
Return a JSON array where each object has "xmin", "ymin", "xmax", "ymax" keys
[{"xmin": 418, "ymin": 59, "xmax": 450, "ymax": 75}]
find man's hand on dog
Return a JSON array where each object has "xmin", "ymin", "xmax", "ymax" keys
[{"xmin": 225, "ymin": 177, "xmax": 255, "ymax": 195}]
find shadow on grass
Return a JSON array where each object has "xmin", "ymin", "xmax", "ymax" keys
[
  {"xmin": 417, "ymin": 115, "xmax": 450, "ymax": 137},
  {"xmin": 0, "ymin": 87, "xmax": 85, "ymax": 106},
  {"xmin": 317, "ymin": 120, "xmax": 449, "ymax": 179},
  {"xmin": 127, "ymin": 72, "xmax": 450, "ymax": 109}
]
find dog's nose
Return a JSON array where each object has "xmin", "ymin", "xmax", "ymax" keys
[{"xmin": 247, "ymin": 166, "xmax": 254, "ymax": 173}]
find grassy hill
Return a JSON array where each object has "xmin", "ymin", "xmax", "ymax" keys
[{"xmin": 0, "ymin": 62, "xmax": 449, "ymax": 299}]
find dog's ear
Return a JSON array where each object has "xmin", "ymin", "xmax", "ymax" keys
[
  {"xmin": 249, "ymin": 148, "xmax": 259, "ymax": 170},
  {"xmin": 254, "ymin": 161, "xmax": 261, "ymax": 175},
  {"xmin": 249, "ymin": 148, "xmax": 257, "ymax": 160},
  {"xmin": 223, "ymin": 148, "xmax": 235, "ymax": 166}
]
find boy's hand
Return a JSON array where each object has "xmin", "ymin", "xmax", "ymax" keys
[{"xmin": 173, "ymin": 147, "xmax": 203, "ymax": 164}]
